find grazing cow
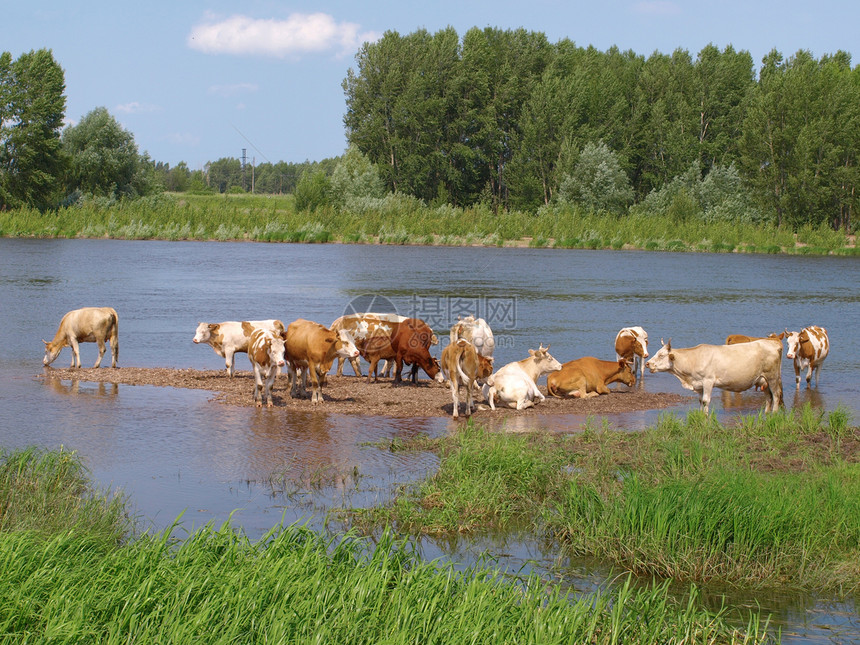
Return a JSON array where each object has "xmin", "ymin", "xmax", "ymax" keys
[
  {"xmin": 193, "ymin": 319, "xmax": 284, "ymax": 376},
  {"xmin": 483, "ymin": 344, "xmax": 562, "ymax": 410},
  {"xmin": 645, "ymin": 338, "xmax": 783, "ymax": 413},
  {"xmin": 547, "ymin": 357, "xmax": 635, "ymax": 398},
  {"xmin": 785, "ymin": 326, "xmax": 830, "ymax": 389},
  {"xmin": 242, "ymin": 322, "xmax": 287, "ymax": 408},
  {"xmin": 614, "ymin": 327, "xmax": 649, "ymax": 379},
  {"xmin": 449, "ymin": 315, "xmax": 495, "ymax": 359},
  {"xmin": 362, "ymin": 318, "xmax": 444, "ymax": 384},
  {"xmin": 43, "ymin": 307, "xmax": 119, "ymax": 369},
  {"xmin": 441, "ymin": 339, "xmax": 494, "ymax": 418},
  {"xmin": 285, "ymin": 319, "xmax": 360, "ymax": 404},
  {"xmin": 328, "ymin": 313, "xmax": 408, "ymax": 377}
]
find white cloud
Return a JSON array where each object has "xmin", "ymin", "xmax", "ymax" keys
[
  {"xmin": 187, "ymin": 12, "xmax": 379, "ymax": 58},
  {"xmin": 207, "ymin": 83, "xmax": 259, "ymax": 97},
  {"xmin": 632, "ymin": 1, "xmax": 681, "ymax": 16},
  {"xmin": 166, "ymin": 132, "xmax": 200, "ymax": 146},
  {"xmin": 115, "ymin": 101, "xmax": 161, "ymax": 114}
]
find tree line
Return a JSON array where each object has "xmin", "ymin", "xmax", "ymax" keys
[
  {"xmin": 343, "ymin": 28, "xmax": 859, "ymax": 231},
  {"xmin": 2, "ymin": 37, "xmax": 858, "ymax": 233}
]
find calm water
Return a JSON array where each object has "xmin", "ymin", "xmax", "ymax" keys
[{"xmin": 2, "ymin": 238, "xmax": 859, "ymax": 643}]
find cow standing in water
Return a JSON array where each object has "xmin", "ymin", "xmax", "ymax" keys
[
  {"xmin": 645, "ymin": 338, "xmax": 783, "ymax": 413},
  {"xmin": 785, "ymin": 326, "xmax": 830, "ymax": 389},
  {"xmin": 43, "ymin": 307, "xmax": 119, "ymax": 368}
]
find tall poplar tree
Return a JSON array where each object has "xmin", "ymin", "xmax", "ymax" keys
[{"xmin": 0, "ymin": 49, "xmax": 66, "ymax": 210}]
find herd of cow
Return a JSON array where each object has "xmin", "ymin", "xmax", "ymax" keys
[{"xmin": 41, "ymin": 307, "xmax": 831, "ymax": 417}]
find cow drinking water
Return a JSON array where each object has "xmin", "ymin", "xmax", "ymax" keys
[{"xmin": 43, "ymin": 307, "xmax": 119, "ymax": 369}]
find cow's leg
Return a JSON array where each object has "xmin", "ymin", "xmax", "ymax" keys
[
  {"xmin": 110, "ymin": 339, "xmax": 118, "ymax": 368},
  {"xmin": 336, "ymin": 357, "xmax": 345, "ymax": 376},
  {"xmin": 516, "ymin": 398, "xmax": 535, "ymax": 410},
  {"xmin": 253, "ymin": 366, "xmax": 263, "ymax": 407},
  {"xmin": 393, "ymin": 356, "xmax": 405, "ymax": 384},
  {"xmin": 793, "ymin": 360, "xmax": 801, "ymax": 389},
  {"xmin": 350, "ymin": 356, "xmax": 362, "ymax": 378},
  {"xmin": 307, "ymin": 361, "xmax": 323, "ymax": 404},
  {"xmin": 464, "ymin": 379, "xmax": 474, "ymax": 416},
  {"xmin": 699, "ymin": 382, "xmax": 714, "ymax": 413},
  {"xmin": 94, "ymin": 338, "xmax": 106, "ymax": 368},
  {"xmin": 225, "ymin": 348, "xmax": 236, "ymax": 377},
  {"xmin": 288, "ymin": 364, "xmax": 301, "ymax": 398},
  {"xmin": 806, "ymin": 362, "xmax": 814, "ymax": 387},
  {"xmin": 69, "ymin": 337, "xmax": 81, "ymax": 368},
  {"xmin": 450, "ymin": 379, "xmax": 460, "ymax": 418},
  {"xmin": 367, "ymin": 358, "xmax": 380, "ymax": 384}
]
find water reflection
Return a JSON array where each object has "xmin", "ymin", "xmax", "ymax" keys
[{"xmin": 44, "ymin": 375, "xmax": 119, "ymax": 398}]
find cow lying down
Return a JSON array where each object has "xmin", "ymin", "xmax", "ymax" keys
[
  {"xmin": 547, "ymin": 357, "xmax": 635, "ymax": 398},
  {"xmin": 483, "ymin": 344, "xmax": 562, "ymax": 410}
]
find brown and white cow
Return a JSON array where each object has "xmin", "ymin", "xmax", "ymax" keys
[
  {"xmin": 785, "ymin": 326, "xmax": 830, "ymax": 389},
  {"xmin": 193, "ymin": 319, "xmax": 284, "ymax": 376},
  {"xmin": 361, "ymin": 317, "xmax": 444, "ymax": 385},
  {"xmin": 546, "ymin": 357, "xmax": 635, "ymax": 398},
  {"xmin": 328, "ymin": 313, "xmax": 408, "ymax": 377},
  {"xmin": 43, "ymin": 307, "xmax": 119, "ymax": 369},
  {"xmin": 441, "ymin": 339, "xmax": 494, "ymax": 418},
  {"xmin": 483, "ymin": 344, "xmax": 562, "ymax": 410},
  {"xmin": 645, "ymin": 338, "xmax": 783, "ymax": 413},
  {"xmin": 614, "ymin": 326, "xmax": 649, "ymax": 379},
  {"xmin": 242, "ymin": 322, "xmax": 287, "ymax": 408},
  {"xmin": 285, "ymin": 319, "xmax": 360, "ymax": 404}
]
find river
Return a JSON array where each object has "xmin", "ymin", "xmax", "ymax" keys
[{"xmin": 1, "ymin": 238, "xmax": 859, "ymax": 643}]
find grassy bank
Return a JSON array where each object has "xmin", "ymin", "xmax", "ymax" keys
[
  {"xmin": 0, "ymin": 448, "xmax": 772, "ymax": 643},
  {"xmin": 1, "ymin": 193, "xmax": 856, "ymax": 255},
  {"xmin": 358, "ymin": 405, "xmax": 860, "ymax": 594}
]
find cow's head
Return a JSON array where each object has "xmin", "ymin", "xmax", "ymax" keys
[
  {"xmin": 335, "ymin": 329, "xmax": 360, "ymax": 359},
  {"xmin": 476, "ymin": 355, "xmax": 494, "ymax": 382},
  {"xmin": 617, "ymin": 359, "xmax": 636, "ymax": 387},
  {"xmin": 426, "ymin": 355, "xmax": 444, "ymax": 383},
  {"xmin": 193, "ymin": 322, "xmax": 218, "ymax": 344},
  {"xmin": 784, "ymin": 329, "xmax": 801, "ymax": 359},
  {"xmin": 250, "ymin": 328, "xmax": 287, "ymax": 368},
  {"xmin": 529, "ymin": 344, "xmax": 562, "ymax": 374},
  {"xmin": 42, "ymin": 339, "xmax": 61, "ymax": 366},
  {"xmin": 645, "ymin": 339, "xmax": 672, "ymax": 372}
]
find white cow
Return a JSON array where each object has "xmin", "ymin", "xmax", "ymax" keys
[
  {"xmin": 243, "ymin": 322, "xmax": 287, "ymax": 408},
  {"xmin": 43, "ymin": 307, "xmax": 119, "ymax": 368},
  {"xmin": 785, "ymin": 326, "xmax": 830, "ymax": 389},
  {"xmin": 450, "ymin": 315, "xmax": 495, "ymax": 359},
  {"xmin": 614, "ymin": 326, "xmax": 649, "ymax": 379},
  {"xmin": 645, "ymin": 338, "xmax": 783, "ymax": 413},
  {"xmin": 193, "ymin": 319, "xmax": 284, "ymax": 376},
  {"xmin": 483, "ymin": 344, "xmax": 562, "ymax": 410}
]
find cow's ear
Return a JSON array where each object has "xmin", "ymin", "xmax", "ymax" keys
[
  {"xmin": 280, "ymin": 330, "xmax": 288, "ymax": 340},
  {"xmin": 209, "ymin": 323, "xmax": 219, "ymax": 331},
  {"xmin": 668, "ymin": 353, "xmax": 675, "ymax": 361},
  {"xmin": 528, "ymin": 349, "xmax": 536, "ymax": 356}
]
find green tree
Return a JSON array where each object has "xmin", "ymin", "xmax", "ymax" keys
[
  {"xmin": 0, "ymin": 49, "xmax": 66, "ymax": 210},
  {"xmin": 330, "ymin": 145, "xmax": 384, "ymax": 209},
  {"xmin": 294, "ymin": 170, "xmax": 331, "ymax": 211},
  {"xmin": 557, "ymin": 141, "xmax": 633, "ymax": 213},
  {"xmin": 62, "ymin": 107, "xmax": 143, "ymax": 198},
  {"xmin": 204, "ymin": 158, "xmax": 242, "ymax": 193}
]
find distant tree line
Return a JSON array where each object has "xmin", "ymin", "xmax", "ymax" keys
[
  {"xmin": 343, "ymin": 28, "xmax": 860, "ymax": 231},
  {"xmin": 3, "ymin": 41, "xmax": 858, "ymax": 233}
]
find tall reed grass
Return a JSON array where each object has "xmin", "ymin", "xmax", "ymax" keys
[
  {"xmin": 0, "ymin": 448, "xmax": 771, "ymax": 644},
  {"xmin": 0, "ymin": 193, "xmax": 854, "ymax": 255},
  {"xmin": 366, "ymin": 407, "xmax": 860, "ymax": 594}
]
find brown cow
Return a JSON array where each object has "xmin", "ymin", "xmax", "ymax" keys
[
  {"xmin": 441, "ymin": 339, "xmax": 494, "ymax": 418},
  {"xmin": 43, "ymin": 307, "xmax": 119, "ymax": 368},
  {"xmin": 285, "ymin": 319, "xmax": 360, "ymax": 404},
  {"xmin": 362, "ymin": 318, "xmax": 443, "ymax": 384},
  {"xmin": 725, "ymin": 332, "xmax": 783, "ymax": 345},
  {"xmin": 547, "ymin": 357, "xmax": 635, "ymax": 398}
]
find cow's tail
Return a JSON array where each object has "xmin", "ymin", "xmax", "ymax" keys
[
  {"xmin": 546, "ymin": 379, "xmax": 562, "ymax": 398},
  {"xmin": 108, "ymin": 308, "xmax": 119, "ymax": 341}
]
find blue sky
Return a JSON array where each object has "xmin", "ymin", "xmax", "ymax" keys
[{"xmin": 8, "ymin": 1, "xmax": 859, "ymax": 170}]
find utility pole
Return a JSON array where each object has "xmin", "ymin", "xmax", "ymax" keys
[{"xmin": 241, "ymin": 148, "xmax": 247, "ymax": 192}]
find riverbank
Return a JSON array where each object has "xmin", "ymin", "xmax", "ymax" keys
[{"xmin": 2, "ymin": 192, "xmax": 856, "ymax": 256}]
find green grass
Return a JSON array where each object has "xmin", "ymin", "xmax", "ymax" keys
[
  {"xmin": 0, "ymin": 447, "xmax": 772, "ymax": 644},
  {"xmin": 0, "ymin": 193, "xmax": 853, "ymax": 255},
  {"xmin": 359, "ymin": 406, "xmax": 860, "ymax": 594}
]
